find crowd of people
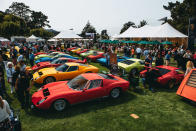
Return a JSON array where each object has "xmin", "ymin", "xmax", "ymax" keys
[{"xmin": 0, "ymin": 40, "xmax": 196, "ymax": 130}]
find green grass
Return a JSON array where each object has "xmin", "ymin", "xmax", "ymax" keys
[{"xmin": 4, "ymin": 55, "xmax": 196, "ymax": 131}]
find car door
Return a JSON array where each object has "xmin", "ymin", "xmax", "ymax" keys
[{"xmin": 78, "ymin": 80, "xmax": 106, "ymax": 102}]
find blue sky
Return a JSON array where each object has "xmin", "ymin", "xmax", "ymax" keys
[{"xmin": 0, "ymin": 0, "xmax": 183, "ymax": 35}]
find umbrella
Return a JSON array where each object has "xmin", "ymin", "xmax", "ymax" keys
[
  {"xmin": 151, "ymin": 40, "xmax": 161, "ymax": 44},
  {"xmin": 162, "ymin": 41, "xmax": 173, "ymax": 44},
  {"xmin": 138, "ymin": 41, "xmax": 150, "ymax": 44}
]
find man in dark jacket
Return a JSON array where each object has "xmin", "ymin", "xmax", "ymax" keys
[
  {"xmin": 15, "ymin": 68, "xmax": 33, "ymax": 109},
  {"xmin": 155, "ymin": 54, "xmax": 164, "ymax": 66}
]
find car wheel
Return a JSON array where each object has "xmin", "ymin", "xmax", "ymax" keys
[
  {"xmin": 44, "ymin": 77, "xmax": 55, "ymax": 84},
  {"xmin": 130, "ymin": 68, "xmax": 138, "ymax": 76},
  {"xmin": 53, "ymin": 99, "xmax": 67, "ymax": 112},
  {"xmin": 110, "ymin": 88, "xmax": 121, "ymax": 99},
  {"xmin": 168, "ymin": 79, "xmax": 176, "ymax": 88}
]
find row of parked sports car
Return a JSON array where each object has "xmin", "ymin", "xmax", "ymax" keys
[{"xmin": 30, "ymin": 48, "xmax": 194, "ymax": 112}]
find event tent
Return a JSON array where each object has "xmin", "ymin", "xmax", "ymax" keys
[
  {"xmin": 53, "ymin": 30, "xmax": 82, "ymax": 39},
  {"xmin": 26, "ymin": 35, "xmax": 39, "ymax": 42},
  {"xmin": 116, "ymin": 23, "xmax": 188, "ymax": 47},
  {"xmin": 117, "ymin": 23, "xmax": 188, "ymax": 38},
  {"xmin": 47, "ymin": 38, "xmax": 59, "ymax": 42},
  {"xmin": 0, "ymin": 37, "xmax": 10, "ymax": 42},
  {"xmin": 176, "ymin": 69, "xmax": 196, "ymax": 102}
]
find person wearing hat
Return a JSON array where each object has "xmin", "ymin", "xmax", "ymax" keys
[
  {"xmin": 15, "ymin": 68, "xmax": 33, "ymax": 109},
  {"xmin": 6, "ymin": 62, "xmax": 15, "ymax": 94}
]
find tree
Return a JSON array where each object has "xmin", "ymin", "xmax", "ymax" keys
[
  {"xmin": 80, "ymin": 21, "xmax": 96, "ymax": 37},
  {"xmin": 28, "ymin": 11, "xmax": 50, "ymax": 29},
  {"xmin": 5, "ymin": 2, "xmax": 31, "ymax": 22},
  {"xmin": 0, "ymin": 21, "xmax": 20, "ymax": 38},
  {"xmin": 163, "ymin": 0, "xmax": 194, "ymax": 34},
  {"xmin": 138, "ymin": 20, "xmax": 148, "ymax": 28},
  {"xmin": 100, "ymin": 29, "xmax": 109, "ymax": 39},
  {"xmin": 120, "ymin": 21, "xmax": 136, "ymax": 34},
  {"xmin": 30, "ymin": 28, "xmax": 54, "ymax": 39}
]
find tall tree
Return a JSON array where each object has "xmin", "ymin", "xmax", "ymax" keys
[
  {"xmin": 100, "ymin": 29, "xmax": 109, "ymax": 39},
  {"xmin": 120, "ymin": 21, "xmax": 136, "ymax": 34},
  {"xmin": 28, "ymin": 11, "xmax": 50, "ymax": 29},
  {"xmin": 138, "ymin": 20, "xmax": 148, "ymax": 28},
  {"xmin": 80, "ymin": 21, "xmax": 96, "ymax": 37},
  {"xmin": 163, "ymin": 0, "xmax": 194, "ymax": 34},
  {"xmin": 30, "ymin": 28, "xmax": 54, "ymax": 39},
  {"xmin": 5, "ymin": 2, "xmax": 31, "ymax": 22}
]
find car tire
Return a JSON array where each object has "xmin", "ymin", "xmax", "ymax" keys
[
  {"xmin": 167, "ymin": 79, "xmax": 176, "ymax": 89},
  {"xmin": 44, "ymin": 77, "xmax": 56, "ymax": 85},
  {"xmin": 52, "ymin": 99, "xmax": 68, "ymax": 112},
  {"xmin": 130, "ymin": 68, "xmax": 138, "ymax": 76},
  {"xmin": 110, "ymin": 88, "xmax": 121, "ymax": 99}
]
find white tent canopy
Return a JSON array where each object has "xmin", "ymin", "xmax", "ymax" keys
[
  {"xmin": 53, "ymin": 30, "xmax": 82, "ymax": 39},
  {"xmin": 48, "ymin": 38, "xmax": 59, "ymax": 42},
  {"xmin": 116, "ymin": 23, "xmax": 188, "ymax": 38},
  {"xmin": 0, "ymin": 37, "xmax": 10, "ymax": 42},
  {"xmin": 26, "ymin": 35, "xmax": 39, "ymax": 42}
]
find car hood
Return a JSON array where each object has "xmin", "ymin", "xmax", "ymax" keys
[
  {"xmin": 118, "ymin": 62, "xmax": 130, "ymax": 69},
  {"xmin": 44, "ymin": 81, "xmax": 73, "ymax": 95}
]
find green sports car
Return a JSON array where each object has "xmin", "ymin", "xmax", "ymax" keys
[
  {"xmin": 118, "ymin": 58, "xmax": 146, "ymax": 75},
  {"xmin": 34, "ymin": 52, "xmax": 62, "ymax": 61},
  {"xmin": 80, "ymin": 50, "xmax": 95, "ymax": 57}
]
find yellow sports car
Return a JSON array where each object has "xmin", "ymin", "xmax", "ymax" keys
[
  {"xmin": 33, "ymin": 63, "xmax": 99, "ymax": 84},
  {"xmin": 71, "ymin": 48, "xmax": 81, "ymax": 53}
]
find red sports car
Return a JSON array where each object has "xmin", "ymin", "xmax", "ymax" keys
[
  {"xmin": 87, "ymin": 52, "xmax": 105, "ymax": 61},
  {"xmin": 32, "ymin": 58, "xmax": 87, "ymax": 72},
  {"xmin": 140, "ymin": 65, "xmax": 184, "ymax": 88},
  {"xmin": 67, "ymin": 47, "xmax": 76, "ymax": 52},
  {"xmin": 76, "ymin": 49, "xmax": 88, "ymax": 55},
  {"xmin": 34, "ymin": 52, "xmax": 48, "ymax": 56},
  {"xmin": 31, "ymin": 73, "xmax": 130, "ymax": 111}
]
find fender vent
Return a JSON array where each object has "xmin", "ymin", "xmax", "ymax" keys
[
  {"xmin": 186, "ymin": 70, "xmax": 196, "ymax": 88},
  {"xmin": 43, "ymin": 88, "xmax": 50, "ymax": 97}
]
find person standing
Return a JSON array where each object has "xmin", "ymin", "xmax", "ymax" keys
[
  {"xmin": 145, "ymin": 55, "xmax": 153, "ymax": 67},
  {"xmin": 15, "ymin": 69, "xmax": 33, "ymax": 109},
  {"xmin": 29, "ymin": 50, "xmax": 35, "ymax": 67},
  {"xmin": 136, "ymin": 47, "xmax": 142, "ymax": 59},
  {"xmin": 165, "ymin": 51, "xmax": 171, "ymax": 66},
  {"xmin": 0, "ymin": 96, "xmax": 11, "ymax": 131},
  {"xmin": 6, "ymin": 62, "xmax": 15, "ymax": 94},
  {"xmin": 0, "ymin": 55, "xmax": 6, "ymax": 98},
  {"xmin": 155, "ymin": 54, "xmax": 164, "ymax": 66},
  {"xmin": 185, "ymin": 61, "xmax": 195, "ymax": 76}
]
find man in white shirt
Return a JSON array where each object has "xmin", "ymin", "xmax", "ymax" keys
[{"xmin": 136, "ymin": 47, "xmax": 142, "ymax": 59}]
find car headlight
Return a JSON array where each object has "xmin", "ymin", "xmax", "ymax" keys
[
  {"xmin": 34, "ymin": 76, "xmax": 40, "ymax": 80},
  {"xmin": 37, "ymin": 98, "xmax": 46, "ymax": 105}
]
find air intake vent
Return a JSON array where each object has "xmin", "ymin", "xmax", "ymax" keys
[
  {"xmin": 186, "ymin": 70, "xmax": 196, "ymax": 88},
  {"xmin": 43, "ymin": 88, "xmax": 50, "ymax": 97}
]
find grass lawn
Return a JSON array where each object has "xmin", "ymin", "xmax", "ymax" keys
[{"xmin": 4, "ymin": 54, "xmax": 196, "ymax": 131}]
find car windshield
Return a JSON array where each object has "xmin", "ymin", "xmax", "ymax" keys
[
  {"xmin": 120, "ymin": 60, "xmax": 135, "ymax": 65},
  {"xmin": 51, "ymin": 59, "xmax": 59, "ymax": 64},
  {"xmin": 56, "ymin": 64, "xmax": 69, "ymax": 72},
  {"xmin": 156, "ymin": 67, "xmax": 171, "ymax": 75},
  {"xmin": 67, "ymin": 75, "xmax": 88, "ymax": 90}
]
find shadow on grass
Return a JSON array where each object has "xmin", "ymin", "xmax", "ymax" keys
[
  {"xmin": 27, "ymin": 91, "xmax": 136, "ymax": 119},
  {"xmin": 181, "ymin": 97, "xmax": 196, "ymax": 107}
]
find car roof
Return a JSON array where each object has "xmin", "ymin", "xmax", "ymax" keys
[
  {"xmin": 82, "ymin": 73, "xmax": 104, "ymax": 80},
  {"xmin": 156, "ymin": 65, "xmax": 179, "ymax": 70},
  {"xmin": 58, "ymin": 58, "xmax": 69, "ymax": 60},
  {"xmin": 65, "ymin": 62, "xmax": 88, "ymax": 66}
]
